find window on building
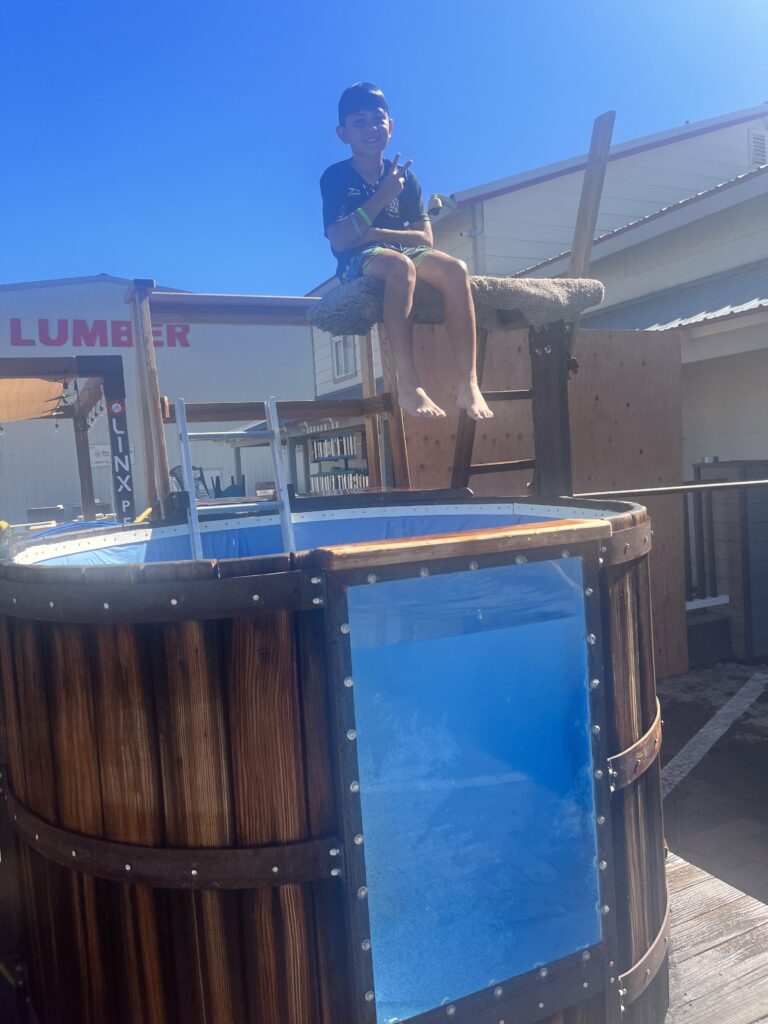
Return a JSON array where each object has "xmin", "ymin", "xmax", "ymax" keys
[
  {"xmin": 749, "ymin": 129, "xmax": 767, "ymax": 168},
  {"xmin": 332, "ymin": 335, "xmax": 357, "ymax": 380}
]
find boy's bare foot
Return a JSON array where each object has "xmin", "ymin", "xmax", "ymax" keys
[
  {"xmin": 457, "ymin": 380, "xmax": 494, "ymax": 421},
  {"xmin": 399, "ymin": 386, "xmax": 446, "ymax": 419}
]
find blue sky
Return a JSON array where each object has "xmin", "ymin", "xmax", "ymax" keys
[{"xmin": 2, "ymin": 0, "xmax": 766, "ymax": 295}]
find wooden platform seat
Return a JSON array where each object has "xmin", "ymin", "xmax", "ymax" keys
[{"xmin": 307, "ymin": 273, "xmax": 604, "ymax": 336}]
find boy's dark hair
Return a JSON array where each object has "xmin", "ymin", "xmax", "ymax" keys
[{"xmin": 338, "ymin": 82, "xmax": 388, "ymax": 126}]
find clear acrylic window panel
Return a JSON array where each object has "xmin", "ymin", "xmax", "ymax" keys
[{"xmin": 346, "ymin": 558, "xmax": 602, "ymax": 1023}]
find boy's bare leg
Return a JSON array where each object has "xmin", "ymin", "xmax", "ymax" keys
[
  {"xmin": 415, "ymin": 252, "xmax": 493, "ymax": 421},
  {"xmin": 366, "ymin": 251, "xmax": 445, "ymax": 418}
]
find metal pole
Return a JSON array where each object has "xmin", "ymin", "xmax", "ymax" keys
[
  {"xmin": 176, "ymin": 398, "xmax": 203, "ymax": 560},
  {"xmin": 265, "ymin": 396, "xmax": 296, "ymax": 553}
]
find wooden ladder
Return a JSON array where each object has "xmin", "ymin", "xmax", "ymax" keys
[{"xmin": 450, "ymin": 111, "xmax": 615, "ymax": 498}]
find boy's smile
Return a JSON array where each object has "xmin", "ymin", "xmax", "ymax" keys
[{"xmin": 337, "ymin": 106, "xmax": 393, "ymax": 165}]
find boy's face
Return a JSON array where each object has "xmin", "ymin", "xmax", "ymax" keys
[{"xmin": 337, "ymin": 106, "xmax": 392, "ymax": 158}]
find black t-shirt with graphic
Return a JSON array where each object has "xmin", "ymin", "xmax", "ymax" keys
[{"xmin": 320, "ymin": 158, "xmax": 428, "ymax": 278}]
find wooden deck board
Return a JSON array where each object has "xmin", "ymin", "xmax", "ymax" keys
[{"xmin": 668, "ymin": 853, "xmax": 768, "ymax": 1024}]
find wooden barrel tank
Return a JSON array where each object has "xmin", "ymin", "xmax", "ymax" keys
[{"xmin": 0, "ymin": 494, "xmax": 668, "ymax": 1024}]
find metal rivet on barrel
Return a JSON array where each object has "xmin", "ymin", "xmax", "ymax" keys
[
  {"xmin": 357, "ymin": 886, "xmax": 368, "ymax": 899},
  {"xmin": 11, "ymin": 597, "xmax": 17, "ymax": 604},
  {"xmin": 539, "ymin": 1003, "xmax": 545, "ymax": 1010},
  {"xmin": 623, "ymin": 543, "xmax": 630, "ymax": 555},
  {"xmin": 583, "ymin": 981, "xmax": 589, "ymax": 989},
  {"xmin": 71, "ymin": 850, "xmax": 76, "ymax": 858},
  {"xmin": 561, "ymin": 549, "xmax": 569, "ymax": 558},
  {"xmin": 597, "ymin": 816, "xmax": 606, "ymax": 825},
  {"xmin": 419, "ymin": 567, "xmax": 429, "ymax": 577},
  {"xmin": 362, "ymin": 939, "xmax": 371, "ymax": 951},
  {"xmin": 592, "ymin": 725, "xmax": 600, "ymax": 735},
  {"xmin": 365, "ymin": 991, "xmax": 374, "ymax": 1002},
  {"xmin": 354, "ymin": 834, "xmax": 364, "ymax": 845},
  {"xmin": 103, "ymin": 603, "xmax": 110, "ymax": 610},
  {"xmin": 539, "ymin": 968, "xmax": 548, "ymax": 979},
  {"xmin": 347, "ymin": 729, "xmax": 357, "ymax": 741},
  {"xmin": 582, "ymin": 951, "xmax": 591, "ymax": 961},
  {"xmin": 601, "ymin": 546, "xmax": 607, "ymax": 554},
  {"xmin": 590, "ymin": 678, "xmax": 600, "ymax": 689},
  {"xmin": 271, "ymin": 866, "xmax": 279, "ymax": 874},
  {"xmin": 171, "ymin": 598, "xmax": 178, "ymax": 606},
  {"xmin": 446, "ymin": 1007, "xmax": 455, "ymax": 1017},
  {"xmin": 599, "ymin": 860, "xmax": 608, "ymax": 871},
  {"xmin": 594, "ymin": 769, "xmax": 603, "ymax": 780},
  {"xmin": 515, "ymin": 555, "xmax": 527, "ymax": 565},
  {"xmin": 312, "ymin": 597, "xmax": 323, "ymax": 605},
  {"xmin": 343, "ymin": 676, "xmax": 354, "ymax": 688},
  {"xmin": 329, "ymin": 847, "xmax": 340, "ymax": 856},
  {"xmin": 252, "ymin": 594, "xmax": 260, "ymax": 602},
  {"xmin": 350, "ymin": 781, "xmax": 360, "ymax": 793},
  {"xmin": 311, "ymin": 577, "xmax": 322, "ymax": 584},
  {"xmin": 340, "ymin": 623, "xmax": 350, "ymax": 634},
  {"xmin": 544, "ymin": 345, "xmax": 552, "ymax": 354},
  {"xmin": 469, "ymin": 560, "xmax": 479, "ymax": 571},
  {"xmin": 610, "ymin": 977, "xmax": 615, "ymax": 984},
  {"xmin": 49, "ymin": 602, "xmax": 55, "ymax": 608},
  {"xmin": 34, "ymin": 834, "xmax": 39, "ymax": 841},
  {"xmin": 190, "ymin": 868, "xmax": 198, "ymax": 877},
  {"xmin": 330, "ymin": 868, "xmax": 341, "ymax": 877},
  {"xmin": 601, "ymin": 905, "xmax": 610, "ymax": 914},
  {"xmin": 367, "ymin": 573, "xmax": 377, "ymax": 584},
  {"xmin": 587, "ymin": 633, "xmax": 596, "ymax": 645},
  {"xmin": 494, "ymin": 987, "xmax": 503, "ymax": 999},
  {"xmin": 584, "ymin": 587, "xmax": 594, "ymax": 597}
]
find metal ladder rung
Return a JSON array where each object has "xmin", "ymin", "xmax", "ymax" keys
[
  {"xmin": 469, "ymin": 458, "xmax": 536, "ymax": 475},
  {"xmin": 483, "ymin": 389, "xmax": 534, "ymax": 402}
]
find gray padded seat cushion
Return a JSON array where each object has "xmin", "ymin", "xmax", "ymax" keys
[{"xmin": 307, "ymin": 275, "xmax": 604, "ymax": 335}]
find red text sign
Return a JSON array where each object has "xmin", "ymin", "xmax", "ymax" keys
[{"xmin": 8, "ymin": 318, "xmax": 191, "ymax": 349}]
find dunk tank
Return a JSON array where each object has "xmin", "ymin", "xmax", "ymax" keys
[{"xmin": 0, "ymin": 491, "xmax": 668, "ymax": 1024}]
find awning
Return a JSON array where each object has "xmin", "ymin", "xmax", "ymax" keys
[{"xmin": 0, "ymin": 378, "xmax": 65, "ymax": 423}]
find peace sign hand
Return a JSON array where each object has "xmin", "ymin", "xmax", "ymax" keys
[{"xmin": 378, "ymin": 154, "xmax": 413, "ymax": 203}]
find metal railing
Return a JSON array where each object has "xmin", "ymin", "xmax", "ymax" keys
[{"xmin": 575, "ymin": 477, "xmax": 768, "ymax": 604}]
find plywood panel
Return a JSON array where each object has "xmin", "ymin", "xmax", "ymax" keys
[{"xmin": 406, "ymin": 325, "xmax": 687, "ymax": 677}]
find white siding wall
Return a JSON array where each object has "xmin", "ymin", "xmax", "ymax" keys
[
  {"xmin": 682, "ymin": 347, "xmax": 768, "ymax": 475},
  {"xmin": 471, "ymin": 117, "xmax": 765, "ymax": 276},
  {"xmin": 588, "ymin": 193, "xmax": 768, "ymax": 309},
  {"xmin": 0, "ymin": 279, "xmax": 315, "ymax": 522}
]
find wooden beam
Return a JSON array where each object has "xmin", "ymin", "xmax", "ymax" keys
[
  {"xmin": 377, "ymin": 324, "xmax": 411, "ymax": 489},
  {"xmin": 359, "ymin": 332, "xmax": 383, "ymax": 489},
  {"xmin": 568, "ymin": 110, "xmax": 615, "ymax": 280},
  {"xmin": 128, "ymin": 282, "xmax": 171, "ymax": 516},
  {"xmin": 161, "ymin": 396, "xmax": 391, "ymax": 424},
  {"xmin": 73, "ymin": 417, "xmax": 97, "ymax": 520},
  {"xmin": 0, "ymin": 358, "xmax": 77, "ymax": 381},
  {"xmin": 148, "ymin": 292, "xmax": 319, "ymax": 327}
]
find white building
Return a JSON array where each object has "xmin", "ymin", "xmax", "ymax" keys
[{"xmin": 0, "ymin": 275, "xmax": 315, "ymax": 523}]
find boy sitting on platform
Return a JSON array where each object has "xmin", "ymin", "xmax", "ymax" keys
[{"xmin": 320, "ymin": 82, "xmax": 493, "ymax": 422}]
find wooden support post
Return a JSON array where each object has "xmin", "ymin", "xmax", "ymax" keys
[
  {"xmin": 73, "ymin": 416, "xmax": 97, "ymax": 520},
  {"xmin": 127, "ymin": 279, "xmax": 171, "ymax": 518},
  {"xmin": 359, "ymin": 332, "xmax": 383, "ymax": 489},
  {"xmin": 568, "ymin": 110, "xmax": 616, "ymax": 351},
  {"xmin": 530, "ymin": 321, "xmax": 573, "ymax": 497},
  {"xmin": 377, "ymin": 324, "xmax": 411, "ymax": 489},
  {"xmin": 451, "ymin": 328, "xmax": 489, "ymax": 489}
]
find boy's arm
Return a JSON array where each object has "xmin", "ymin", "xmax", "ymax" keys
[
  {"xmin": 362, "ymin": 218, "xmax": 433, "ymax": 248},
  {"xmin": 326, "ymin": 190, "xmax": 392, "ymax": 252}
]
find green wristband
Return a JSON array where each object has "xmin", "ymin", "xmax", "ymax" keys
[{"xmin": 356, "ymin": 206, "xmax": 373, "ymax": 227}]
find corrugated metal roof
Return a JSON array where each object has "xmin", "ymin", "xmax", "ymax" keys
[{"xmin": 583, "ymin": 259, "xmax": 768, "ymax": 331}]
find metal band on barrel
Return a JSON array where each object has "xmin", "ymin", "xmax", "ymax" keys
[
  {"xmin": 607, "ymin": 698, "xmax": 662, "ymax": 790},
  {"xmin": 618, "ymin": 900, "xmax": 671, "ymax": 1005},
  {"xmin": 3, "ymin": 785, "xmax": 342, "ymax": 889}
]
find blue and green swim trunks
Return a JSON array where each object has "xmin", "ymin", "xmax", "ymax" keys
[{"xmin": 342, "ymin": 245, "xmax": 433, "ymax": 283}]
